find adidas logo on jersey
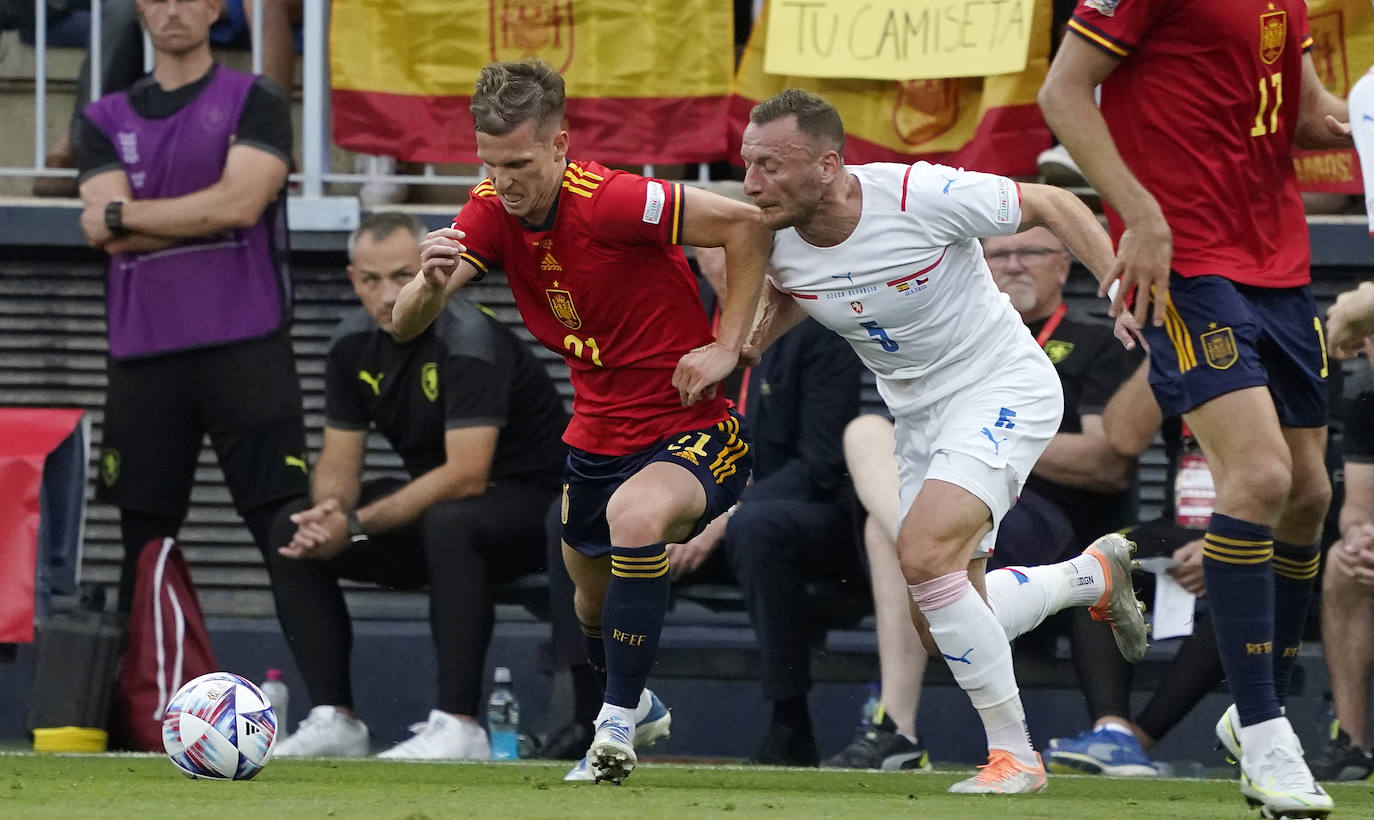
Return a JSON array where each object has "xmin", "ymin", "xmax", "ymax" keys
[{"xmin": 541, "ymin": 252, "xmax": 562, "ymax": 271}]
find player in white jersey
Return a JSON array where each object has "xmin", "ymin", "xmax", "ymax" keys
[{"xmin": 740, "ymin": 89, "xmax": 1126, "ymax": 794}]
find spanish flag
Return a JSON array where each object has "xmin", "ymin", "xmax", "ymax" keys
[
  {"xmin": 1293, "ymin": 0, "xmax": 1374, "ymax": 193},
  {"xmin": 730, "ymin": 0, "xmax": 1054, "ymax": 177},
  {"xmin": 329, "ymin": 0, "xmax": 734, "ymax": 165}
]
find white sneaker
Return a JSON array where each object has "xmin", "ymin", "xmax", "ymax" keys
[
  {"xmin": 1216, "ymin": 704, "xmax": 1243, "ymax": 763},
  {"xmin": 564, "ymin": 755, "xmax": 596, "ymax": 782},
  {"xmin": 1084, "ymin": 534, "xmax": 1149, "ymax": 663},
  {"xmin": 588, "ymin": 714, "xmax": 636, "ymax": 785},
  {"xmin": 355, "ymin": 153, "xmax": 407, "ymax": 209},
  {"xmin": 948, "ymin": 750, "xmax": 1048, "ymax": 794},
  {"xmin": 1239, "ymin": 721, "xmax": 1334, "ymax": 818},
  {"xmin": 633, "ymin": 688, "xmax": 672, "ymax": 747},
  {"xmin": 1036, "ymin": 144, "xmax": 1087, "ymax": 188},
  {"xmin": 377, "ymin": 710, "xmax": 491, "ymax": 760},
  {"xmin": 564, "ymin": 688, "xmax": 671, "ymax": 782},
  {"xmin": 271, "ymin": 705, "xmax": 370, "ymax": 758}
]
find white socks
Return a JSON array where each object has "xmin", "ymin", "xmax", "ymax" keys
[
  {"xmin": 911, "ymin": 572, "xmax": 1036, "ymax": 764},
  {"xmin": 595, "ymin": 703, "xmax": 635, "ymax": 730},
  {"xmin": 985, "ymin": 552, "xmax": 1108, "ymax": 641}
]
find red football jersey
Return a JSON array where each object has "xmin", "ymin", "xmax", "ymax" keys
[
  {"xmin": 1069, "ymin": 0, "xmax": 1313, "ymax": 287},
  {"xmin": 453, "ymin": 160, "xmax": 728, "ymax": 455}
]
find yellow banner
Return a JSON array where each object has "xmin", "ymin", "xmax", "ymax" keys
[
  {"xmin": 330, "ymin": 0, "xmax": 732, "ymax": 98},
  {"xmin": 1294, "ymin": 0, "xmax": 1374, "ymax": 192},
  {"xmin": 763, "ymin": 0, "xmax": 1035, "ymax": 81}
]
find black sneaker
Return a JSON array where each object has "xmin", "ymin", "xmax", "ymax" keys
[
  {"xmin": 752, "ymin": 721, "xmax": 820, "ymax": 767},
  {"xmin": 823, "ymin": 711, "xmax": 932, "ymax": 771},
  {"xmin": 1308, "ymin": 725, "xmax": 1374, "ymax": 782},
  {"xmin": 539, "ymin": 720, "xmax": 593, "ymax": 760}
]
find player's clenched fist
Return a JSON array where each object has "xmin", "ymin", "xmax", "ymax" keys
[{"xmin": 418, "ymin": 227, "xmax": 467, "ymax": 290}]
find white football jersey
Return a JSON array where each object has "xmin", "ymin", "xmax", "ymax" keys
[{"xmin": 768, "ymin": 161, "xmax": 1042, "ymax": 406}]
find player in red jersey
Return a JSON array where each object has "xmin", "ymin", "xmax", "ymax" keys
[
  {"xmin": 393, "ymin": 59, "xmax": 769, "ymax": 784},
  {"xmin": 1040, "ymin": 2, "xmax": 1350, "ymax": 815}
]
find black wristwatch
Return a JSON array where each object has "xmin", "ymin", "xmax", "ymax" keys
[
  {"xmin": 345, "ymin": 510, "xmax": 369, "ymax": 544},
  {"xmin": 105, "ymin": 198, "xmax": 128, "ymax": 237}
]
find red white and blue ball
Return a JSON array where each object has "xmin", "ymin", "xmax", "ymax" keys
[{"xmin": 162, "ymin": 672, "xmax": 277, "ymax": 780}]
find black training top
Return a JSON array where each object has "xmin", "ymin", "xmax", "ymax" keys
[{"xmin": 325, "ymin": 298, "xmax": 568, "ymax": 484}]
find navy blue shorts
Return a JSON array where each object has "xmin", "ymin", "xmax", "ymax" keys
[
  {"xmin": 561, "ymin": 411, "xmax": 752, "ymax": 558},
  {"xmin": 1143, "ymin": 273, "xmax": 1329, "ymax": 427}
]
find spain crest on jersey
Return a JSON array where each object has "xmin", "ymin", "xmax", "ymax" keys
[
  {"xmin": 489, "ymin": 0, "xmax": 575, "ymax": 73},
  {"xmin": 1260, "ymin": 9, "xmax": 1287, "ymax": 66},
  {"xmin": 1202, "ymin": 327, "xmax": 1238, "ymax": 370},
  {"xmin": 546, "ymin": 286, "xmax": 582, "ymax": 330},
  {"xmin": 421, "ymin": 362, "xmax": 439, "ymax": 402}
]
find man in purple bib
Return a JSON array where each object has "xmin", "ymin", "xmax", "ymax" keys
[{"xmin": 73, "ymin": 0, "xmax": 306, "ymax": 622}]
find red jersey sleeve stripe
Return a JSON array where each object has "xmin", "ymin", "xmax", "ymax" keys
[
  {"xmin": 1301, "ymin": 32, "xmax": 1314, "ymax": 51},
  {"xmin": 886, "ymin": 247, "xmax": 947, "ymax": 287},
  {"xmin": 670, "ymin": 182, "xmax": 684, "ymax": 244},
  {"xmin": 791, "ymin": 292, "xmax": 819, "ymax": 300},
  {"xmin": 1068, "ymin": 17, "xmax": 1132, "ymax": 58},
  {"xmin": 900, "ymin": 164, "xmax": 913, "ymax": 211}
]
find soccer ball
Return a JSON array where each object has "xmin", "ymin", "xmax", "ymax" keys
[{"xmin": 162, "ymin": 671, "xmax": 278, "ymax": 780}]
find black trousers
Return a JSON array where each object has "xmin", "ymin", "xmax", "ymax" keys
[
  {"xmin": 719, "ymin": 498, "xmax": 864, "ymax": 702},
  {"xmin": 263, "ymin": 477, "xmax": 553, "ymax": 717}
]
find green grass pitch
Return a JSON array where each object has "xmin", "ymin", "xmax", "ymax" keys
[{"xmin": 5, "ymin": 754, "xmax": 1374, "ymax": 819}]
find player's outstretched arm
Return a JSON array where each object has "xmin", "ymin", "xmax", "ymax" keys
[
  {"xmin": 393, "ymin": 227, "xmax": 476, "ymax": 342},
  {"xmin": 1039, "ymin": 35, "xmax": 1171, "ymax": 331},
  {"xmin": 673, "ymin": 187, "xmax": 771, "ymax": 405},
  {"xmin": 1297, "ymin": 53, "xmax": 1352, "ymax": 150},
  {"xmin": 1019, "ymin": 182, "xmax": 1144, "ymax": 349},
  {"xmin": 1017, "ymin": 182, "xmax": 1114, "ymax": 287}
]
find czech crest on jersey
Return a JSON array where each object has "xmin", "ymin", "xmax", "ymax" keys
[
  {"xmin": 546, "ymin": 286, "xmax": 582, "ymax": 330},
  {"xmin": 850, "ymin": 301, "xmax": 864, "ymax": 314},
  {"xmin": 489, "ymin": 0, "xmax": 575, "ymax": 73},
  {"xmin": 1260, "ymin": 9, "xmax": 1286, "ymax": 66},
  {"xmin": 1202, "ymin": 327, "xmax": 1238, "ymax": 370}
]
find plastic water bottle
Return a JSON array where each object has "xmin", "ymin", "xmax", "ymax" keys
[
  {"xmin": 260, "ymin": 669, "xmax": 289, "ymax": 733},
  {"xmin": 487, "ymin": 667, "xmax": 520, "ymax": 760},
  {"xmin": 860, "ymin": 682, "xmax": 881, "ymax": 729},
  {"xmin": 1173, "ymin": 423, "xmax": 1216, "ymax": 528}
]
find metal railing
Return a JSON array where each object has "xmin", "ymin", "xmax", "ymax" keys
[{"xmin": 4, "ymin": 0, "xmax": 709, "ymax": 227}]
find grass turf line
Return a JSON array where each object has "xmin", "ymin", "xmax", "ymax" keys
[{"xmin": 4, "ymin": 754, "xmax": 1373, "ymax": 819}]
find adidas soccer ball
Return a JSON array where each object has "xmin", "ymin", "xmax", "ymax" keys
[{"xmin": 162, "ymin": 671, "xmax": 278, "ymax": 780}]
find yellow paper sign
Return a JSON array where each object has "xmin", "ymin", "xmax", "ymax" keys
[{"xmin": 763, "ymin": 0, "xmax": 1035, "ymax": 81}]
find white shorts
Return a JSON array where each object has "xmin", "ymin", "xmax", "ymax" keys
[{"xmin": 884, "ymin": 347, "xmax": 1063, "ymax": 558}]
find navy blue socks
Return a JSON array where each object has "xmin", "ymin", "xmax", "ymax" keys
[{"xmin": 601, "ymin": 544, "xmax": 671, "ymax": 708}]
